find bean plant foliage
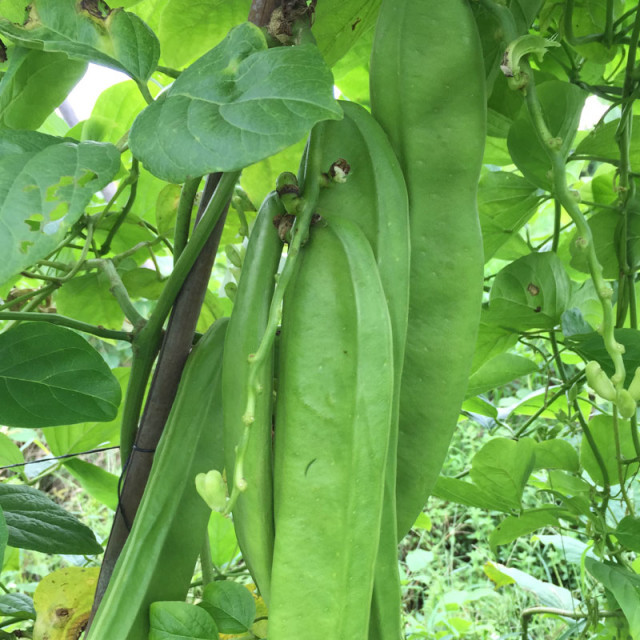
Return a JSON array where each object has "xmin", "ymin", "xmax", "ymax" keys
[{"xmin": 0, "ymin": 0, "xmax": 638, "ymax": 638}]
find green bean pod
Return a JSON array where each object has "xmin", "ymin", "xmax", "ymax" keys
[
  {"xmin": 87, "ymin": 318, "xmax": 228, "ymax": 640},
  {"xmin": 222, "ymin": 192, "xmax": 284, "ymax": 604},
  {"xmin": 371, "ymin": 0, "xmax": 486, "ymax": 538},
  {"xmin": 268, "ymin": 217, "xmax": 394, "ymax": 640},
  {"xmin": 298, "ymin": 100, "xmax": 410, "ymax": 639}
]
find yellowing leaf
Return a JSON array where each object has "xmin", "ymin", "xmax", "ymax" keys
[{"xmin": 33, "ymin": 566, "xmax": 99, "ymax": 640}]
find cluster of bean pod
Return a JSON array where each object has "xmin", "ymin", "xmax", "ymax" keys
[{"xmin": 226, "ymin": 0, "xmax": 486, "ymax": 634}]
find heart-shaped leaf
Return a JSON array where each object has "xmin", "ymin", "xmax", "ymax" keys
[
  {"xmin": 0, "ymin": 323, "xmax": 121, "ymax": 428},
  {"xmin": 0, "ymin": 130, "xmax": 120, "ymax": 286},
  {"xmin": 129, "ymin": 22, "xmax": 342, "ymax": 183},
  {"xmin": 0, "ymin": 0, "xmax": 159, "ymax": 84}
]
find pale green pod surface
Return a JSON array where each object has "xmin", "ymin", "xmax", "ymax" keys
[
  {"xmin": 88, "ymin": 318, "xmax": 228, "ymax": 640},
  {"xmin": 585, "ymin": 360, "xmax": 617, "ymax": 401},
  {"xmin": 298, "ymin": 99, "xmax": 410, "ymax": 639},
  {"xmin": 617, "ymin": 389, "xmax": 637, "ymax": 419},
  {"xmin": 627, "ymin": 367, "xmax": 640, "ymax": 402},
  {"xmin": 269, "ymin": 218, "xmax": 394, "ymax": 640},
  {"xmin": 222, "ymin": 192, "xmax": 284, "ymax": 604},
  {"xmin": 371, "ymin": 0, "xmax": 487, "ymax": 538}
]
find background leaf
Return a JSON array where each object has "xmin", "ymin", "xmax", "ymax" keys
[
  {"xmin": 488, "ymin": 252, "xmax": 572, "ymax": 330},
  {"xmin": 0, "ymin": 0, "xmax": 160, "ymax": 83},
  {"xmin": 466, "ymin": 353, "xmax": 538, "ymax": 398},
  {"xmin": 0, "ymin": 484, "xmax": 102, "ymax": 554},
  {"xmin": 200, "ymin": 581, "xmax": 255, "ymax": 635},
  {"xmin": 580, "ymin": 414, "xmax": 639, "ymax": 486},
  {"xmin": 0, "ymin": 132, "xmax": 120, "ymax": 286},
  {"xmin": 149, "ymin": 601, "xmax": 219, "ymax": 640},
  {"xmin": 0, "ymin": 323, "xmax": 121, "ymax": 428},
  {"xmin": 586, "ymin": 558, "xmax": 640, "ymax": 638},
  {"xmin": 507, "ymin": 81, "xmax": 587, "ymax": 190},
  {"xmin": 479, "ymin": 171, "xmax": 542, "ymax": 262},
  {"xmin": 0, "ymin": 48, "xmax": 86, "ymax": 130}
]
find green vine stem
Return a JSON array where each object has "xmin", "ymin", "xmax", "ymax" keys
[
  {"xmin": 156, "ymin": 65, "xmax": 182, "ymax": 78},
  {"xmin": 0, "ymin": 311, "xmax": 131, "ymax": 342},
  {"xmin": 135, "ymin": 80, "xmax": 154, "ymax": 105},
  {"xmin": 612, "ymin": 412, "xmax": 635, "ymax": 514},
  {"xmin": 99, "ymin": 159, "xmax": 140, "ymax": 257},
  {"xmin": 119, "ymin": 171, "xmax": 240, "ymax": 461},
  {"xmin": 522, "ymin": 71, "xmax": 626, "ymax": 388},
  {"xmin": 98, "ymin": 259, "xmax": 146, "ymax": 330},
  {"xmin": 224, "ymin": 123, "xmax": 325, "ymax": 514},
  {"xmin": 173, "ymin": 177, "xmax": 202, "ymax": 261}
]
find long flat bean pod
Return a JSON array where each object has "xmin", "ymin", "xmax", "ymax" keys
[
  {"xmin": 87, "ymin": 318, "xmax": 228, "ymax": 640},
  {"xmin": 370, "ymin": 0, "xmax": 486, "ymax": 538},
  {"xmin": 222, "ymin": 192, "xmax": 284, "ymax": 604},
  {"xmin": 298, "ymin": 100, "xmax": 410, "ymax": 639},
  {"xmin": 268, "ymin": 217, "xmax": 394, "ymax": 640}
]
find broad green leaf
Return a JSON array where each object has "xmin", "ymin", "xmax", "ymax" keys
[
  {"xmin": 510, "ymin": 0, "xmax": 545, "ymax": 33},
  {"xmin": 0, "ymin": 323, "xmax": 121, "ymax": 428},
  {"xmin": 42, "ymin": 367, "xmax": 128, "ymax": 456},
  {"xmin": 564, "ymin": 0, "xmax": 624, "ymax": 64},
  {"xmin": 533, "ymin": 439, "xmax": 580, "ymax": 472},
  {"xmin": 488, "ymin": 252, "xmax": 572, "ymax": 330},
  {"xmin": 616, "ymin": 516, "xmax": 640, "ymax": 552},
  {"xmin": 470, "ymin": 437, "xmax": 536, "ymax": 511},
  {"xmin": 507, "ymin": 81, "xmax": 587, "ymax": 190},
  {"xmin": 33, "ymin": 567, "xmax": 99, "ymax": 640},
  {"xmin": 93, "ymin": 212, "xmax": 156, "ymax": 261},
  {"xmin": 0, "ymin": 508, "xmax": 6, "ymax": 570},
  {"xmin": 149, "ymin": 601, "xmax": 219, "ymax": 640},
  {"xmin": 432, "ymin": 476, "xmax": 512, "ymax": 512},
  {"xmin": 0, "ymin": 431, "xmax": 23, "ymax": 467},
  {"xmin": 533, "ymin": 469, "xmax": 593, "ymax": 499},
  {"xmin": 313, "ymin": 0, "xmax": 381, "ymax": 67},
  {"xmin": 0, "ymin": 483, "xmax": 102, "ymax": 554},
  {"xmin": 55, "ymin": 272, "xmax": 125, "ymax": 329},
  {"xmin": 485, "ymin": 561, "xmax": 580, "ymax": 610},
  {"xmin": 471, "ymin": 319, "xmax": 519, "ymax": 373},
  {"xmin": 0, "ymin": 593, "xmax": 35, "ymax": 621},
  {"xmin": 574, "ymin": 116, "xmax": 640, "ymax": 167},
  {"xmin": 158, "ymin": 0, "xmax": 250, "ymax": 69},
  {"xmin": 580, "ymin": 414, "xmax": 639, "ymax": 486},
  {"xmin": 122, "ymin": 267, "xmax": 166, "ymax": 300},
  {"xmin": 0, "ymin": 132, "xmax": 120, "ymax": 286},
  {"xmin": 0, "ymin": 48, "xmax": 86, "ymax": 130},
  {"xmin": 129, "ymin": 22, "xmax": 342, "ymax": 183},
  {"xmin": 489, "ymin": 507, "xmax": 566, "ymax": 552},
  {"xmin": 471, "ymin": 2, "xmax": 504, "ymax": 92},
  {"xmin": 332, "ymin": 27, "xmax": 372, "ymax": 106},
  {"xmin": 0, "ymin": 0, "xmax": 160, "ymax": 84},
  {"xmin": 567, "ymin": 328, "xmax": 640, "ymax": 388},
  {"xmin": 487, "ymin": 73, "xmax": 529, "ymax": 138},
  {"xmin": 208, "ymin": 511, "xmax": 239, "ymax": 568},
  {"xmin": 201, "ymin": 581, "xmax": 255, "ymax": 635},
  {"xmin": 585, "ymin": 558, "xmax": 640, "ymax": 638},
  {"xmin": 466, "ymin": 353, "xmax": 538, "ymax": 398},
  {"xmin": 478, "ymin": 171, "xmax": 542, "ymax": 261},
  {"xmin": 461, "ymin": 395, "xmax": 498, "ymax": 418},
  {"xmin": 63, "ymin": 458, "xmax": 118, "ymax": 511},
  {"xmin": 570, "ymin": 205, "xmax": 640, "ymax": 279},
  {"xmin": 155, "ymin": 182, "xmax": 182, "ymax": 238}
]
